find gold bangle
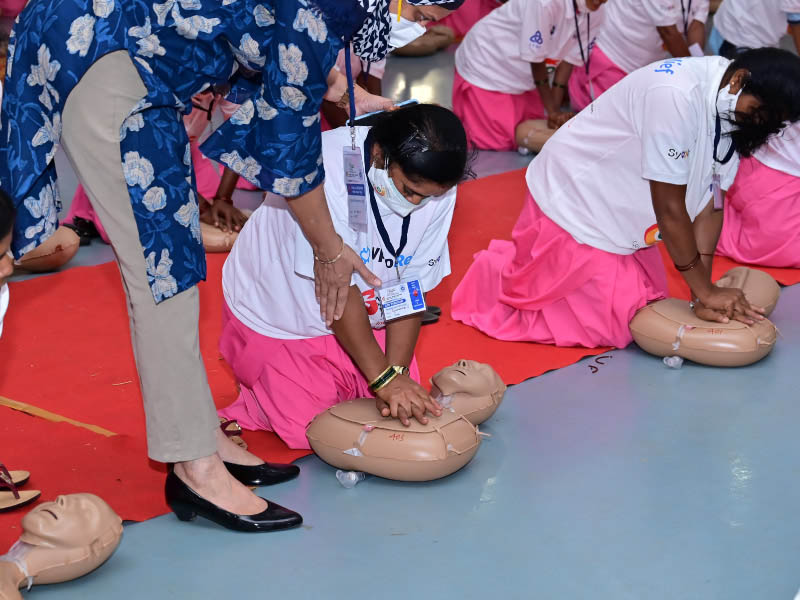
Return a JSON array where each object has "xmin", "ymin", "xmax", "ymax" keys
[
  {"xmin": 314, "ymin": 236, "xmax": 345, "ymax": 265},
  {"xmin": 369, "ymin": 365, "xmax": 408, "ymax": 393}
]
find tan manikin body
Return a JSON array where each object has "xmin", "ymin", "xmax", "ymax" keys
[
  {"xmin": 306, "ymin": 360, "xmax": 506, "ymax": 481},
  {"xmin": 0, "ymin": 494, "xmax": 122, "ymax": 600},
  {"xmin": 630, "ymin": 267, "xmax": 781, "ymax": 367}
]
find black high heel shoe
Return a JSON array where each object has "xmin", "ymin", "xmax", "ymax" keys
[
  {"xmin": 223, "ymin": 461, "xmax": 300, "ymax": 487},
  {"xmin": 165, "ymin": 471, "xmax": 303, "ymax": 532}
]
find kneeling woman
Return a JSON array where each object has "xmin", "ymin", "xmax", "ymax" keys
[
  {"xmin": 218, "ymin": 105, "xmax": 471, "ymax": 449},
  {"xmin": 452, "ymin": 49, "xmax": 800, "ymax": 348},
  {"xmin": 716, "ymin": 122, "xmax": 800, "ymax": 268}
]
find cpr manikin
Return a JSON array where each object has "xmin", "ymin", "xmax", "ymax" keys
[
  {"xmin": 431, "ymin": 359, "xmax": 507, "ymax": 425},
  {"xmin": 306, "ymin": 361, "xmax": 506, "ymax": 481},
  {"xmin": 630, "ymin": 267, "xmax": 781, "ymax": 367},
  {"xmin": 0, "ymin": 494, "xmax": 122, "ymax": 600}
]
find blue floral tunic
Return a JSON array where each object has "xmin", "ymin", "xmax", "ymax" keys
[{"xmin": 0, "ymin": 0, "xmax": 344, "ymax": 301}]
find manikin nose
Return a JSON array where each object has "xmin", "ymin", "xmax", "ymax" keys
[{"xmin": 457, "ymin": 360, "xmax": 469, "ymax": 368}]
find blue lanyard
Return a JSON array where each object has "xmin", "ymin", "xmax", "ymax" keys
[
  {"xmin": 713, "ymin": 112, "xmax": 736, "ymax": 166},
  {"xmin": 572, "ymin": 0, "xmax": 591, "ymax": 76}
]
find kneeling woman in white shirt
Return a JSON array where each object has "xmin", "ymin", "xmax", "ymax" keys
[
  {"xmin": 452, "ymin": 49, "xmax": 800, "ymax": 348},
  {"xmin": 218, "ymin": 105, "xmax": 472, "ymax": 449}
]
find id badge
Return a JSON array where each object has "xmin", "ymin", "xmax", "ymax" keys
[
  {"xmin": 377, "ymin": 278, "xmax": 426, "ymax": 322},
  {"xmin": 343, "ymin": 146, "xmax": 368, "ymax": 233},
  {"xmin": 711, "ymin": 172, "xmax": 723, "ymax": 210}
]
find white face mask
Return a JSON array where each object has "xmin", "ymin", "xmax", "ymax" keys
[
  {"xmin": 368, "ymin": 164, "xmax": 431, "ymax": 218},
  {"xmin": 0, "ymin": 283, "xmax": 9, "ymax": 339},
  {"xmin": 388, "ymin": 17, "xmax": 427, "ymax": 49},
  {"xmin": 716, "ymin": 83, "xmax": 743, "ymax": 130}
]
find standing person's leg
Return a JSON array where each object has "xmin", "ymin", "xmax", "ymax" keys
[{"xmin": 59, "ymin": 51, "xmax": 277, "ymax": 520}]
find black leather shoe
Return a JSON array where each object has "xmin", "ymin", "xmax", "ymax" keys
[
  {"xmin": 223, "ymin": 461, "xmax": 300, "ymax": 487},
  {"xmin": 165, "ymin": 471, "xmax": 303, "ymax": 532}
]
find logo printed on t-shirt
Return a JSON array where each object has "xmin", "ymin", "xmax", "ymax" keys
[
  {"xmin": 361, "ymin": 288, "xmax": 380, "ymax": 316},
  {"xmin": 529, "ymin": 30, "xmax": 544, "ymax": 47},
  {"xmin": 655, "ymin": 58, "xmax": 684, "ymax": 75},
  {"xmin": 644, "ymin": 224, "xmax": 663, "ymax": 246},
  {"xmin": 360, "ymin": 246, "xmax": 413, "ymax": 269},
  {"xmin": 667, "ymin": 148, "xmax": 690, "ymax": 159}
]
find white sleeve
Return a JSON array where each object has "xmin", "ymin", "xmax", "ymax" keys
[
  {"xmin": 518, "ymin": 0, "xmax": 558, "ymax": 63},
  {"xmin": 642, "ymin": 0, "xmax": 682, "ymax": 26},
  {"xmin": 781, "ymin": 0, "xmax": 800, "ymax": 14},
  {"xmin": 690, "ymin": 0, "xmax": 710, "ymax": 24},
  {"xmin": 402, "ymin": 188, "xmax": 456, "ymax": 294},
  {"xmin": 640, "ymin": 86, "xmax": 699, "ymax": 185}
]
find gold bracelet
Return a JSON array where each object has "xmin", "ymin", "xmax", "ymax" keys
[
  {"xmin": 314, "ymin": 236, "xmax": 345, "ymax": 265},
  {"xmin": 369, "ymin": 365, "xmax": 408, "ymax": 393}
]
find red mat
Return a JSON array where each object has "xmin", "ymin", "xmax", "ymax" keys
[{"xmin": 2, "ymin": 168, "xmax": 798, "ymax": 541}]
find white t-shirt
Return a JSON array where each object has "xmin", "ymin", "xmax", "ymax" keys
[
  {"xmin": 599, "ymin": 0, "xmax": 709, "ymax": 74},
  {"xmin": 715, "ymin": 0, "xmax": 800, "ymax": 49},
  {"xmin": 0, "ymin": 283, "xmax": 8, "ymax": 339},
  {"xmin": 222, "ymin": 126, "xmax": 455, "ymax": 340},
  {"xmin": 334, "ymin": 49, "xmax": 387, "ymax": 80},
  {"xmin": 528, "ymin": 56, "xmax": 740, "ymax": 254},
  {"xmin": 455, "ymin": 0, "xmax": 605, "ymax": 95},
  {"xmin": 755, "ymin": 121, "xmax": 800, "ymax": 178}
]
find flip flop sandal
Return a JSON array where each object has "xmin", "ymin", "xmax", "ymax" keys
[
  {"xmin": 422, "ymin": 308, "xmax": 440, "ymax": 326},
  {"xmin": 220, "ymin": 418, "xmax": 248, "ymax": 451},
  {"xmin": 0, "ymin": 465, "xmax": 41, "ymax": 513},
  {"xmin": 427, "ymin": 306, "xmax": 442, "ymax": 316}
]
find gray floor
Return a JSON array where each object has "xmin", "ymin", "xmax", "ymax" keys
[{"xmin": 11, "ymin": 40, "xmax": 800, "ymax": 600}]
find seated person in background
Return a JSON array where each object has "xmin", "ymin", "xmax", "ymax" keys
[
  {"xmin": 452, "ymin": 50, "xmax": 800, "ymax": 348},
  {"xmin": 569, "ymin": 0, "xmax": 708, "ymax": 112},
  {"xmin": 218, "ymin": 104, "xmax": 473, "ymax": 449},
  {"xmin": 452, "ymin": 0, "xmax": 607, "ymax": 153},
  {"xmin": 710, "ymin": 0, "xmax": 800, "ymax": 58},
  {"xmin": 717, "ymin": 121, "xmax": 800, "ymax": 268}
]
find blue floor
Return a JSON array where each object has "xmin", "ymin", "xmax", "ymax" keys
[
  {"xmin": 11, "ymin": 43, "xmax": 800, "ymax": 600},
  {"xmin": 29, "ymin": 284, "xmax": 800, "ymax": 600}
]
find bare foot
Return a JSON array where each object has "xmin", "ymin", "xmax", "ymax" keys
[
  {"xmin": 174, "ymin": 454, "xmax": 267, "ymax": 515},
  {"xmin": 215, "ymin": 427, "xmax": 264, "ymax": 466}
]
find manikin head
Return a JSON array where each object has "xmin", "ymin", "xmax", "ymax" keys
[
  {"xmin": 430, "ymin": 360, "xmax": 506, "ymax": 426},
  {"xmin": 432, "ymin": 359, "xmax": 506, "ymax": 399},
  {"xmin": 0, "ymin": 493, "xmax": 122, "ymax": 596}
]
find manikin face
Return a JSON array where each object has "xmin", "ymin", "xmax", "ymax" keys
[
  {"xmin": 432, "ymin": 359, "xmax": 505, "ymax": 397},
  {"xmin": 21, "ymin": 494, "xmax": 120, "ymax": 549}
]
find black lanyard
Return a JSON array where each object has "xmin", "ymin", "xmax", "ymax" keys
[
  {"xmin": 713, "ymin": 112, "xmax": 736, "ymax": 167},
  {"xmin": 364, "ymin": 134, "xmax": 411, "ymax": 263},
  {"xmin": 573, "ymin": 0, "xmax": 591, "ymax": 76},
  {"xmin": 680, "ymin": 0, "xmax": 692, "ymax": 36}
]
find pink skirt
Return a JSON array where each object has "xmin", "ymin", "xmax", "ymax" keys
[
  {"xmin": 64, "ymin": 185, "xmax": 111, "ymax": 244},
  {"xmin": 451, "ymin": 192, "xmax": 668, "ymax": 348},
  {"xmin": 217, "ymin": 302, "xmax": 422, "ymax": 450},
  {"xmin": 452, "ymin": 68, "xmax": 546, "ymax": 151},
  {"xmin": 717, "ymin": 156, "xmax": 800, "ymax": 268},
  {"xmin": 434, "ymin": 0, "xmax": 498, "ymax": 38},
  {"xmin": 567, "ymin": 45, "xmax": 627, "ymax": 112}
]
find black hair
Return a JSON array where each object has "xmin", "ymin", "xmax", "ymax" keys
[
  {"xmin": 0, "ymin": 189, "xmax": 15, "ymax": 241},
  {"xmin": 724, "ymin": 48, "xmax": 800, "ymax": 157},
  {"xmin": 370, "ymin": 103, "xmax": 475, "ymax": 187}
]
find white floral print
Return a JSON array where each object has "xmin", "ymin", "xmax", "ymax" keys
[
  {"xmin": 272, "ymin": 176, "xmax": 303, "ymax": 196},
  {"xmin": 122, "ymin": 151, "xmax": 155, "ymax": 189},
  {"xmin": 278, "ymin": 43, "xmax": 308, "ymax": 86},
  {"xmin": 234, "ymin": 33, "xmax": 266, "ymax": 68},
  {"xmin": 173, "ymin": 197, "xmax": 202, "ymax": 242},
  {"xmin": 31, "ymin": 112, "xmax": 61, "ymax": 161},
  {"xmin": 280, "ymin": 86, "xmax": 307, "ymax": 111},
  {"xmin": 303, "ymin": 169, "xmax": 318, "ymax": 184},
  {"xmin": 220, "ymin": 151, "xmax": 262, "ymax": 184},
  {"xmin": 293, "ymin": 8, "xmax": 327, "ymax": 42},
  {"xmin": 255, "ymin": 98, "xmax": 278, "ymax": 120},
  {"xmin": 142, "ymin": 187, "xmax": 167, "ymax": 212},
  {"xmin": 129, "ymin": 17, "xmax": 166, "ymax": 58},
  {"xmin": 120, "ymin": 113, "xmax": 144, "ymax": 141},
  {"xmin": 230, "ymin": 99, "xmax": 254, "ymax": 125},
  {"xmin": 66, "ymin": 14, "xmax": 96, "ymax": 57},
  {"xmin": 93, "ymin": 0, "xmax": 114, "ymax": 18},
  {"xmin": 253, "ymin": 4, "xmax": 275, "ymax": 27},
  {"xmin": 172, "ymin": 5, "xmax": 221, "ymax": 40},
  {"xmin": 22, "ymin": 182, "xmax": 59, "ymax": 242},
  {"xmin": 26, "ymin": 45, "xmax": 61, "ymax": 111},
  {"xmin": 153, "ymin": 0, "xmax": 202, "ymax": 26},
  {"xmin": 6, "ymin": 29, "xmax": 15, "ymax": 78},
  {"xmin": 146, "ymin": 249, "xmax": 178, "ymax": 302},
  {"xmin": 302, "ymin": 113, "xmax": 319, "ymax": 127}
]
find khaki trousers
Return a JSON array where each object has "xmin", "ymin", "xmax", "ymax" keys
[{"xmin": 60, "ymin": 51, "xmax": 218, "ymax": 462}]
